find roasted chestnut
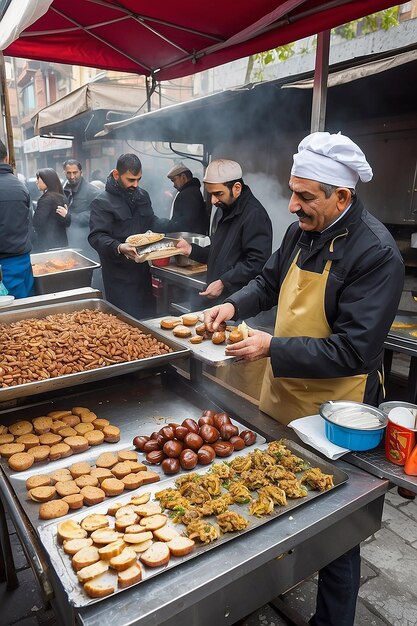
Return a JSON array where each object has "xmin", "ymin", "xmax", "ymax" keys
[
  {"xmin": 133, "ymin": 435, "xmax": 149, "ymax": 451},
  {"xmin": 145, "ymin": 450, "xmax": 165, "ymax": 464},
  {"xmin": 149, "ymin": 431, "xmax": 159, "ymax": 440},
  {"xmin": 143, "ymin": 439, "xmax": 161, "ymax": 453},
  {"xmin": 181, "ymin": 418, "xmax": 199, "ymax": 434},
  {"xmin": 195, "ymin": 323, "xmax": 206, "ymax": 336},
  {"xmin": 229, "ymin": 435, "xmax": 245, "ymax": 451},
  {"xmin": 201, "ymin": 409, "xmax": 216, "ymax": 418},
  {"xmin": 212, "ymin": 331, "xmax": 226, "ymax": 345},
  {"xmin": 199, "ymin": 424, "xmax": 220, "ymax": 444},
  {"xmin": 228, "ymin": 328, "xmax": 243, "ymax": 343},
  {"xmin": 160, "ymin": 426, "xmax": 175, "ymax": 441},
  {"xmin": 163, "ymin": 439, "xmax": 183, "ymax": 458},
  {"xmin": 212, "ymin": 441, "xmax": 234, "ymax": 457},
  {"xmin": 240, "ymin": 430, "xmax": 257, "ymax": 446},
  {"xmin": 217, "ymin": 321, "xmax": 227, "ymax": 332},
  {"xmin": 198, "ymin": 445, "xmax": 216, "ymax": 465},
  {"xmin": 198, "ymin": 414, "xmax": 215, "ymax": 427},
  {"xmin": 213, "ymin": 412, "xmax": 232, "ymax": 429},
  {"xmin": 168, "ymin": 422, "xmax": 180, "ymax": 430},
  {"xmin": 179, "ymin": 448, "xmax": 198, "ymax": 470},
  {"xmin": 220, "ymin": 423, "xmax": 239, "ymax": 441},
  {"xmin": 184, "ymin": 432, "xmax": 204, "ymax": 452},
  {"xmin": 161, "ymin": 457, "xmax": 180, "ymax": 475},
  {"xmin": 174, "ymin": 425, "xmax": 189, "ymax": 440}
]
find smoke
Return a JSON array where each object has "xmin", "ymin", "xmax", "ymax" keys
[{"xmin": 244, "ymin": 171, "xmax": 295, "ymax": 252}]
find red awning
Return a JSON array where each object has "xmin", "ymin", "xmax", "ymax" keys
[{"xmin": 3, "ymin": 0, "xmax": 397, "ymax": 80}]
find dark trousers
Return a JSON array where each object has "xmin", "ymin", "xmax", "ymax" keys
[{"xmin": 309, "ymin": 545, "xmax": 360, "ymax": 626}]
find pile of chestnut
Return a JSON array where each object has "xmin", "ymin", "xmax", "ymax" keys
[{"xmin": 133, "ymin": 410, "xmax": 257, "ymax": 475}]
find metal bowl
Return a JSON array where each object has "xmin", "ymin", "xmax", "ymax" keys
[
  {"xmin": 166, "ymin": 232, "xmax": 210, "ymax": 267},
  {"xmin": 319, "ymin": 401, "xmax": 387, "ymax": 451}
]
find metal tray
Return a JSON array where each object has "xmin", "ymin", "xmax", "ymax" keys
[
  {"xmin": 389, "ymin": 314, "xmax": 417, "ymax": 341},
  {"xmin": 38, "ymin": 439, "xmax": 348, "ymax": 608},
  {"xmin": 0, "ymin": 299, "xmax": 190, "ymax": 401},
  {"xmin": 142, "ymin": 312, "xmax": 235, "ymax": 367},
  {"xmin": 31, "ymin": 249, "xmax": 100, "ymax": 295}
]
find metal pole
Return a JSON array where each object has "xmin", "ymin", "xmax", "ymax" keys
[
  {"xmin": 310, "ymin": 30, "xmax": 330, "ymax": 132},
  {"xmin": 0, "ymin": 51, "xmax": 15, "ymax": 168}
]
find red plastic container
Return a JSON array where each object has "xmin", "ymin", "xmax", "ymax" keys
[
  {"xmin": 152, "ymin": 257, "xmax": 171, "ymax": 267},
  {"xmin": 385, "ymin": 418, "xmax": 417, "ymax": 465}
]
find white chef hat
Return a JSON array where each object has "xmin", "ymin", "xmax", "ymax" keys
[
  {"xmin": 167, "ymin": 162, "xmax": 189, "ymax": 178},
  {"xmin": 203, "ymin": 159, "xmax": 242, "ymax": 184},
  {"xmin": 291, "ymin": 132, "xmax": 373, "ymax": 188}
]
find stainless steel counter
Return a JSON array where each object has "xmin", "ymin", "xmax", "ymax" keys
[
  {"xmin": 0, "ymin": 369, "xmax": 387, "ymax": 626},
  {"xmin": 150, "ymin": 265, "xmax": 207, "ymax": 315}
]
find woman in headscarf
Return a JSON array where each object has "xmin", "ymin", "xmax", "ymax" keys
[{"xmin": 33, "ymin": 168, "xmax": 71, "ymax": 251}]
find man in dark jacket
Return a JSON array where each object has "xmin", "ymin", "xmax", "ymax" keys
[
  {"xmin": 89, "ymin": 154, "xmax": 170, "ymax": 319},
  {"xmin": 176, "ymin": 159, "xmax": 272, "ymax": 305},
  {"xmin": 204, "ymin": 132, "xmax": 405, "ymax": 626},
  {"xmin": 167, "ymin": 162, "xmax": 208, "ymax": 234},
  {"xmin": 63, "ymin": 159, "xmax": 99, "ymax": 257},
  {"xmin": 0, "ymin": 140, "xmax": 34, "ymax": 298}
]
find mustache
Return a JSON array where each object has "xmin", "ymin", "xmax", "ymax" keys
[{"xmin": 296, "ymin": 209, "xmax": 309, "ymax": 218}]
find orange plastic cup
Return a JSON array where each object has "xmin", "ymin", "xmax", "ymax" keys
[{"xmin": 385, "ymin": 418, "xmax": 417, "ymax": 465}]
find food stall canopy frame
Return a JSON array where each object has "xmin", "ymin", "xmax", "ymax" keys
[
  {"xmin": 0, "ymin": 0, "xmax": 398, "ymax": 81},
  {"xmin": 32, "ymin": 81, "xmax": 143, "ymax": 136}
]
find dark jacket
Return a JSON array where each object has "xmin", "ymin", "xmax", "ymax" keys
[
  {"xmin": 64, "ymin": 177, "xmax": 100, "ymax": 255},
  {"xmin": 89, "ymin": 175, "xmax": 171, "ymax": 318},
  {"xmin": 190, "ymin": 184, "xmax": 272, "ymax": 298},
  {"xmin": 33, "ymin": 191, "xmax": 70, "ymax": 251},
  {"xmin": 0, "ymin": 163, "xmax": 31, "ymax": 258},
  {"xmin": 228, "ymin": 197, "xmax": 404, "ymax": 401},
  {"xmin": 170, "ymin": 178, "xmax": 208, "ymax": 234}
]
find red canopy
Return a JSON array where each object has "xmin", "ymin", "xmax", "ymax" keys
[{"xmin": 4, "ymin": 0, "xmax": 397, "ymax": 80}]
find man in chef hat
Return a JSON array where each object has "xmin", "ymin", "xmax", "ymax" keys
[{"xmin": 204, "ymin": 132, "xmax": 405, "ymax": 626}]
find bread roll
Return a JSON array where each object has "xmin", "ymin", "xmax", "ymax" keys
[
  {"xmin": 140, "ymin": 542, "xmax": 170, "ymax": 568},
  {"xmin": 117, "ymin": 562, "xmax": 143, "ymax": 588}
]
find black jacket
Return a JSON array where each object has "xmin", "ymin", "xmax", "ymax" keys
[
  {"xmin": 228, "ymin": 197, "xmax": 404, "ymax": 392},
  {"xmin": 170, "ymin": 178, "xmax": 208, "ymax": 234},
  {"xmin": 88, "ymin": 175, "xmax": 171, "ymax": 318},
  {"xmin": 64, "ymin": 177, "xmax": 99, "ymax": 226},
  {"xmin": 33, "ymin": 191, "xmax": 70, "ymax": 251},
  {"xmin": 190, "ymin": 185, "xmax": 272, "ymax": 298},
  {"xmin": 0, "ymin": 163, "xmax": 31, "ymax": 258}
]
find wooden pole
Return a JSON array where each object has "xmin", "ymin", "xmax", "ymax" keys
[
  {"xmin": 0, "ymin": 51, "xmax": 15, "ymax": 169},
  {"xmin": 310, "ymin": 30, "xmax": 330, "ymax": 133}
]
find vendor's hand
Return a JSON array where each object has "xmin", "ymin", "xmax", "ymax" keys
[
  {"xmin": 225, "ymin": 328, "xmax": 272, "ymax": 362},
  {"xmin": 56, "ymin": 204, "xmax": 68, "ymax": 218},
  {"xmin": 176, "ymin": 238, "xmax": 192, "ymax": 256},
  {"xmin": 204, "ymin": 302, "xmax": 235, "ymax": 331},
  {"xmin": 199, "ymin": 279, "xmax": 224, "ymax": 299},
  {"xmin": 118, "ymin": 242, "xmax": 141, "ymax": 262}
]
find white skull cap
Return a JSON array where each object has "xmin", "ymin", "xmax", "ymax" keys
[
  {"xmin": 203, "ymin": 159, "xmax": 242, "ymax": 184},
  {"xmin": 167, "ymin": 162, "xmax": 189, "ymax": 178},
  {"xmin": 291, "ymin": 132, "xmax": 373, "ymax": 188}
]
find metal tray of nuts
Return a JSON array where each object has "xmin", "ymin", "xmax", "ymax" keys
[
  {"xmin": 38, "ymin": 439, "xmax": 348, "ymax": 608},
  {"xmin": 0, "ymin": 299, "xmax": 190, "ymax": 401}
]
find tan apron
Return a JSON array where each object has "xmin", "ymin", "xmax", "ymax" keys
[{"xmin": 259, "ymin": 241, "xmax": 368, "ymax": 425}]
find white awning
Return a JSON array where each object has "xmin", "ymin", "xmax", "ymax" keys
[
  {"xmin": 32, "ymin": 81, "xmax": 141, "ymax": 135},
  {"xmin": 0, "ymin": 0, "xmax": 53, "ymax": 50},
  {"xmin": 282, "ymin": 48, "xmax": 417, "ymax": 89}
]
